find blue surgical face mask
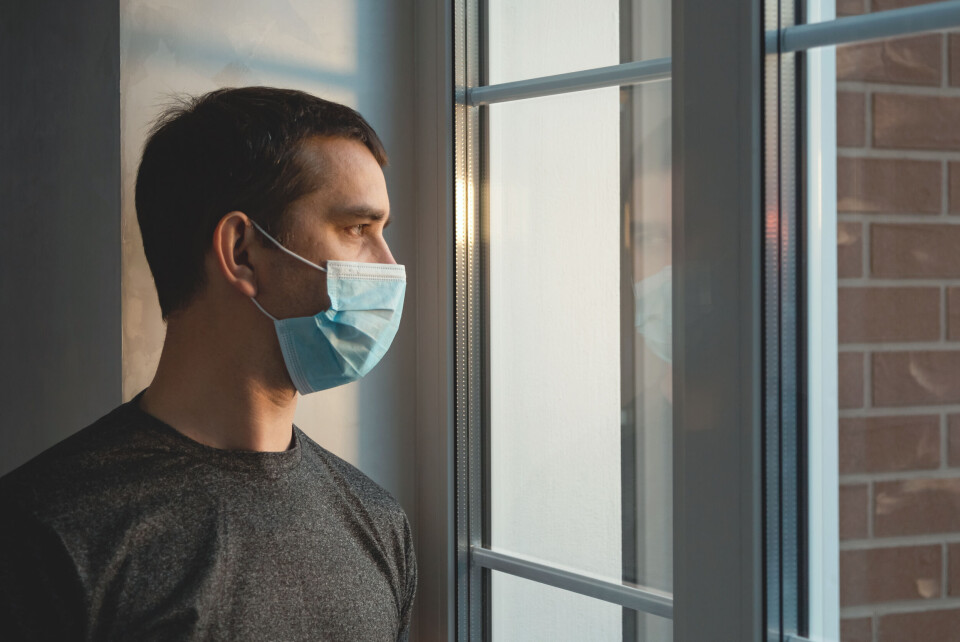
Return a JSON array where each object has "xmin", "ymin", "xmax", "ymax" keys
[
  {"xmin": 633, "ymin": 264, "xmax": 672, "ymax": 364},
  {"xmin": 248, "ymin": 220, "xmax": 406, "ymax": 394}
]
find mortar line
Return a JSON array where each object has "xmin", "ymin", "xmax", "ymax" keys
[
  {"xmin": 944, "ymin": 542, "xmax": 949, "ymax": 600},
  {"xmin": 944, "ymin": 32, "xmax": 950, "ymax": 90},
  {"xmin": 862, "ymin": 219, "xmax": 871, "ymax": 280},
  {"xmin": 837, "ymin": 80, "xmax": 960, "ymax": 97},
  {"xmin": 943, "ymin": 411, "xmax": 949, "ymax": 470},
  {"xmin": 863, "ymin": 350, "xmax": 872, "ymax": 410},
  {"xmin": 841, "ymin": 468, "xmax": 960, "ymax": 484},
  {"xmin": 944, "ymin": 159, "xmax": 950, "ymax": 217},
  {"xmin": 841, "ymin": 596, "xmax": 960, "ymax": 618},
  {"xmin": 943, "ymin": 286, "xmax": 949, "ymax": 342},
  {"xmin": 839, "ymin": 148, "xmax": 960, "ymax": 161}
]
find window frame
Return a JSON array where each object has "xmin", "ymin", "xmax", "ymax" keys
[{"xmin": 437, "ymin": 2, "xmax": 960, "ymax": 641}]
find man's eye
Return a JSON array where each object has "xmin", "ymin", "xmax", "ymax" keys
[{"xmin": 349, "ymin": 224, "xmax": 367, "ymax": 236}]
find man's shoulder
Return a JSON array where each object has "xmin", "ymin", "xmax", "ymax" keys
[{"xmin": 297, "ymin": 428, "xmax": 409, "ymax": 521}]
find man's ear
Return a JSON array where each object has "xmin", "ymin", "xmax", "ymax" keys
[{"xmin": 212, "ymin": 211, "xmax": 259, "ymax": 298}]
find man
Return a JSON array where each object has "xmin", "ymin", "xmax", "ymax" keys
[{"xmin": 0, "ymin": 87, "xmax": 416, "ymax": 641}]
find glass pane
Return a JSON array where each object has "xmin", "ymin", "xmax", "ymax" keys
[
  {"xmin": 486, "ymin": 0, "xmax": 670, "ymax": 85},
  {"xmin": 490, "ymin": 570, "xmax": 671, "ymax": 641},
  {"xmin": 829, "ymin": 23, "xmax": 960, "ymax": 641},
  {"xmin": 487, "ymin": 78, "xmax": 672, "ymax": 639}
]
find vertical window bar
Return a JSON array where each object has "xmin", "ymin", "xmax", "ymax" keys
[
  {"xmin": 766, "ymin": 0, "xmax": 804, "ymax": 638},
  {"xmin": 454, "ymin": 0, "xmax": 483, "ymax": 639},
  {"xmin": 477, "ymin": 1, "xmax": 492, "ymax": 639},
  {"xmin": 673, "ymin": 0, "xmax": 765, "ymax": 638},
  {"xmin": 762, "ymin": 0, "xmax": 783, "ymax": 637},
  {"xmin": 618, "ymin": 2, "xmax": 640, "ymax": 641},
  {"xmin": 779, "ymin": 0, "xmax": 802, "ymax": 637}
]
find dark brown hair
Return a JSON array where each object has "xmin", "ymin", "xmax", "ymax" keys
[{"xmin": 134, "ymin": 86, "xmax": 387, "ymax": 320}]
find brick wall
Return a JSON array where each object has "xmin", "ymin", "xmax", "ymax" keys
[{"xmin": 836, "ymin": 1, "xmax": 960, "ymax": 640}]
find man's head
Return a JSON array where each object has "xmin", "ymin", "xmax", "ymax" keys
[{"xmin": 135, "ymin": 86, "xmax": 391, "ymax": 321}]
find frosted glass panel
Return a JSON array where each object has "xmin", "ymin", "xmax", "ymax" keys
[
  {"xmin": 487, "ymin": 0, "xmax": 670, "ymax": 85},
  {"xmin": 491, "ymin": 570, "xmax": 672, "ymax": 642},
  {"xmin": 488, "ymin": 79, "xmax": 672, "ymax": 641},
  {"xmin": 489, "ymin": 85, "xmax": 622, "ymax": 584}
]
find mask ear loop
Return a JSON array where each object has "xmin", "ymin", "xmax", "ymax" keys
[
  {"xmin": 247, "ymin": 219, "xmax": 328, "ymax": 321},
  {"xmin": 249, "ymin": 219, "xmax": 327, "ymax": 272},
  {"xmin": 250, "ymin": 296, "xmax": 279, "ymax": 322}
]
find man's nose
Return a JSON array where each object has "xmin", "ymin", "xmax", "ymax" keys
[{"xmin": 377, "ymin": 235, "xmax": 397, "ymax": 265}]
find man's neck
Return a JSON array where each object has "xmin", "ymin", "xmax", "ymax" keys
[{"xmin": 139, "ymin": 312, "xmax": 298, "ymax": 453}]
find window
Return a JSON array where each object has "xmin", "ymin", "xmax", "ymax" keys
[
  {"xmin": 456, "ymin": 1, "xmax": 674, "ymax": 639},
  {"xmin": 451, "ymin": 0, "xmax": 960, "ymax": 640}
]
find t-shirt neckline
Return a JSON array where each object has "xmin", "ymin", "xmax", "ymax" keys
[{"xmin": 122, "ymin": 389, "xmax": 303, "ymax": 476}]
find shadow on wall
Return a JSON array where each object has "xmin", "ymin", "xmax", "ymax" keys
[{"xmin": 0, "ymin": 0, "xmax": 122, "ymax": 477}]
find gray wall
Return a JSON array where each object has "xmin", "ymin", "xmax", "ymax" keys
[{"xmin": 0, "ymin": 1, "xmax": 122, "ymax": 476}]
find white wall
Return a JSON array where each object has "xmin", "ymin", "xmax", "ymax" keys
[{"xmin": 119, "ymin": 0, "xmax": 420, "ymax": 633}]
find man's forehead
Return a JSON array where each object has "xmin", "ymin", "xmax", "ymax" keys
[
  {"xmin": 289, "ymin": 137, "xmax": 390, "ymax": 222},
  {"xmin": 296, "ymin": 135, "xmax": 378, "ymax": 178}
]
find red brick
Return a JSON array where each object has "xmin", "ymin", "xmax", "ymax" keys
[
  {"xmin": 880, "ymin": 608, "xmax": 960, "ymax": 642},
  {"xmin": 838, "ymin": 222, "xmax": 863, "ymax": 278},
  {"xmin": 874, "ymin": 351, "xmax": 960, "ymax": 406},
  {"xmin": 838, "ymin": 157, "xmax": 940, "ymax": 213},
  {"xmin": 841, "ymin": 545, "xmax": 940, "ymax": 606},
  {"xmin": 837, "ymin": 34, "xmax": 941, "ymax": 86},
  {"xmin": 838, "ymin": 287, "xmax": 940, "ymax": 343},
  {"xmin": 874, "ymin": 0, "xmax": 949, "ymax": 9},
  {"xmin": 840, "ymin": 415, "xmax": 939, "ymax": 474},
  {"xmin": 840, "ymin": 352, "xmax": 865, "ymax": 409},
  {"xmin": 840, "ymin": 484, "xmax": 870, "ymax": 540},
  {"xmin": 875, "ymin": 478, "xmax": 960, "ymax": 536},
  {"xmin": 875, "ymin": 94, "xmax": 960, "ymax": 151},
  {"xmin": 948, "ymin": 414, "xmax": 960, "ymax": 467},
  {"xmin": 841, "ymin": 617, "xmax": 872, "ymax": 642},
  {"xmin": 872, "ymin": 225, "xmax": 960, "ymax": 278},
  {"xmin": 952, "ymin": 34, "xmax": 960, "ymax": 88},
  {"xmin": 949, "ymin": 288, "xmax": 960, "ymax": 340},
  {"xmin": 951, "ymin": 163, "xmax": 960, "ymax": 214},
  {"xmin": 837, "ymin": 0, "xmax": 865, "ymax": 15},
  {"xmin": 949, "ymin": 162, "xmax": 960, "ymax": 214},
  {"xmin": 950, "ymin": 542, "xmax": 960, "ymax": 596},
  {"xmin": 838, "ymin": 92, "xmax": 866, "ymax": 148}
]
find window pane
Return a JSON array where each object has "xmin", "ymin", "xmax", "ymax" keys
[
  {"xmin": 486, "ymin": 0, "xmax": 670, "ymax": 85},
  {"xmin": 490, "ymin": 570, "xmax": 671, "ymax": 641},
  {"xmin": 829, "ymin": 22, "xmax": 960, "ymax": 640},
  {"xmin": 487, "ymin": 76, "xmax": 672, "ymax": 638}
]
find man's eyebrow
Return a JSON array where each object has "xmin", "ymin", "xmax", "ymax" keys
[{"xmin": 330, "ymin": 205, "xmax": 391, "ymax": 226}]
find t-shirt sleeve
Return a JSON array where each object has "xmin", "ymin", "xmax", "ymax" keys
[
  {"xmin": 0, "ymin": 503, "xmax": 85, "ymax": 640},
  {"xmin": 396, "ymin": 512, "xmax": 418, "ymax": 642}
]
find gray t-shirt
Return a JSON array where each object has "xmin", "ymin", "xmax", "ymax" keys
[{"xmin": 0, "ymin": 390, "xmax": 417, "ymax": 641}]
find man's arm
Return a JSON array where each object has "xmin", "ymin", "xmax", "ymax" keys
[{"xmin": 0, "ymin": 503, "xmax": 85, "ymax": 641}]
